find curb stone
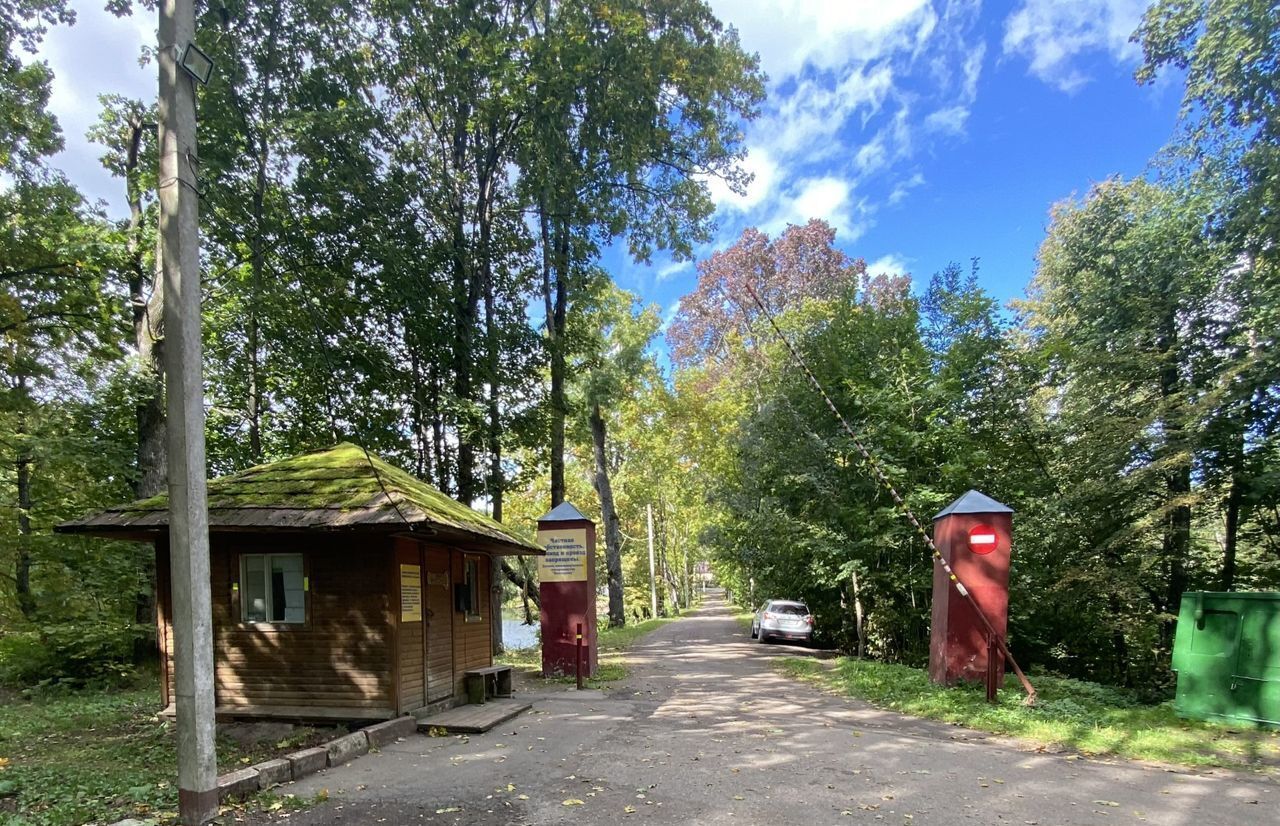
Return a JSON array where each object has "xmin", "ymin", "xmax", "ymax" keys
[
  {"xmin": 216, "ymin": 766, "xmax": 260, "ymax": 802},
  {"xmin": 197, "ymin": 717, "xmax": 428, "ymax": 813},
  {"xmin": 252, "ymin": 757, "xmax": 292, "ymax": 790},
  {"xmin": 362, "ymin": 716, "xmax": 417, "ymax": 748},
  {"xmin": 284, "ymin": 745, "xmax": 328, "ymax": 779},
  {"xmin": 325, "ymin": 731, "xmax": 369, "ymax": 767}
]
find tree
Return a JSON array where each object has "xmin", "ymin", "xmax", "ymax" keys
[
  {"xmin": 1138, "ymin": 0, "xmax": 1280, "ymax": 591},
  {"xmin": 572, "ymin": 283, "xmax": 660, "ymax": 627},
  {"xmin": 519, "ymin": 0, "xmax": 764, "ymax": 507},
  {"xmin": 668, "ymin": 220, "xmax": 866, "ymax": 369},
  {"xmin": 89, "ymin": 96, "xmax": 164, "ymax": 499},
  {"xmin": 1024, "ymin": 178, "xmax": 1229, "ymax": 674}
]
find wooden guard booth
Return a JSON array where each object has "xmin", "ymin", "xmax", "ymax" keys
[{"xmin": 56, "ymin": 443, "xmax": 542, "ymax": 721}]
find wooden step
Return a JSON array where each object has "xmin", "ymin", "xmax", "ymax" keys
[{"xmin": 413, "ymin": 699, "xmax": 531, "ymax": 734}]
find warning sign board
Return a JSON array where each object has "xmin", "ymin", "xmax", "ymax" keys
[
  {"xmin": 400, "ymin": 563, "xmax": 423, "ymax": 621},
  {"xmin": 536, "ymin": 528, "xmax": 589, "ymax": 582}
]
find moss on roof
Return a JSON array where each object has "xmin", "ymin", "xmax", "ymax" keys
[{"xmin": 63, "ymin": 442, "xmax": 540, "ymax": 552}]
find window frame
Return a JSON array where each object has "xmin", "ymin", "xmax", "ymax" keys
[
  {"xmin": 462, "ymin": 555, "xmax": 482, "ymax": 622},
  {"xmin": 237, "ymin": 552, "xmax": 308, "ymax": 627}
]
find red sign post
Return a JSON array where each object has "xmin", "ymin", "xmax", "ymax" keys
[
  {"xmin": 536, "ymin": 503, "xmax": 598, "ymax": 679},
  {"xmin": 928, "ymin": 491, "xmax": 1014, "ymax": 687}
]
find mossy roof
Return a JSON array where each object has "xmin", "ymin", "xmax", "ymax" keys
[{"xmin": 56, "ymin": 442, "xmax": 542, "ymax": 554}]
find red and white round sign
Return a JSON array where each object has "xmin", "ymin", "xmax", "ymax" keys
[{"xmin": 968, "ymin": 524, "xmax": 998, "ymax": 555}]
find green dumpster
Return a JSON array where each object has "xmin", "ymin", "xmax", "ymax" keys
[{"xmin": 1172, "ymin": 592, "xmax": 1280, "ymax": 728}]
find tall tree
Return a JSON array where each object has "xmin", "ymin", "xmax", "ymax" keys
[
  {"xmin": 573, "ymin": 284, "xmax": 660, "ymax": 627},
  {"xmin": 1025, "ymin": 178, "xmax": 1227, "ymax": 664},
  {"xmin": 519, "ymin": 0, "xmax": 763, "ymax": 507},
  {"xmin": 668, "ymin": 220, "xmax": 866, "ymax": 369}
]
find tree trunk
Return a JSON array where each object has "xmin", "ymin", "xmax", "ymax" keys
[
  {"xmin": 851, "ymin": 569, "xmax": 865, "ymax": 658},
  {"xmin": 246, "ymin": 131, "xmax": 268, "ymax": 463},
  {"xmin": 1157, "ymin": 312, "xmax": 1190, "ymax": 655},
  {"xmin": 539, "ymin": 196, "xmax": 568, "ymax": 509},
  {"xmin": 126, "ymin": 112, "xmax": 167, "ymax": 500},
  {"xmin": 429, "ymin": 359, "xmax": 449, "ymax": 493},
  {"xmin": 519, "ymin": 555, "xmax": 535, "ymax": 623},
  {"xmin": 590, "ymin": 403, "xmax": 625, "ymax": 627},
  {"xmin": 409, "ymin": 326, "xmax": 429, "ymax": 479},
  {"xmin": 1222, "ymin": 473, "xmax": 1243, "ymax": 592},
  {"xmin": 480, "ymin": 166, "xmax": 504, "ymax": 656},
  {"xmin": 501, "ymin": 558, "xmax": 539, "ymax": 609},
  {"xmin": 15, "ymin": 403, "xmax": 34, "ymax": 619},
  {"xmin": 124, "ymin": 113, "xmax": 163, "ymax": 660}
]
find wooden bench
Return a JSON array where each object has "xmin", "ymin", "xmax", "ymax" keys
[{"xmin": 463, "ymin": 665, "xmax": 513, "ymax": 704}]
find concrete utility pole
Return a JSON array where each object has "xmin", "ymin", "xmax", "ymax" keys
[
  {"xmin": 646, "ymin": 504, "xmax": 658, "ymax": 619},
  {"xmin": 159, "ymin": 0, "xmax": 217, "ymax": 822}
]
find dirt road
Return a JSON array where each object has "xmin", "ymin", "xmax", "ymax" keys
[{"xmin": 249, "ymin": 596, "xmax": 1275, "ymax": 825}]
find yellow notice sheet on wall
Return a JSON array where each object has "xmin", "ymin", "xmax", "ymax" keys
[
  {"xmin": 400, "ymin": 563, "xmax": 423, "ymax": 621},
  {"xmin": 536, "ymin": 528, "xmax": 589, "ymax": 582}
]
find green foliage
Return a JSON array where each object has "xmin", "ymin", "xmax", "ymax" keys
[
  {"xmin": 0, "ymin": 623, "xmax": 148, "ymax": 689},
  {"xmin": 0, "ymin": 680, "xmax": 328, "ymax": 825},
  {"xmin": 778, "ymin": 656, "xmax": 1280, "ymax": 770}
]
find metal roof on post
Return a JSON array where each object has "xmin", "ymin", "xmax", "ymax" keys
[
  {"xmin": 932, "ymin": 489, "xmax": 1014, "ymax": 520},
  {"xmin": 538, "ymin": 501, "xmax": 590, "ymax": 523}
]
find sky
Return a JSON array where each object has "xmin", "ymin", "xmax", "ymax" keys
[{"xmin": 35, "ymin": 0, "xmax": 1185, "ymax": 331}]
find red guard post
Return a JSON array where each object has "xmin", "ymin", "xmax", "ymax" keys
[
  {"xmin": 929, "ymin": 490, "xmax": 1014, "ymax": 688},
  {"xmin": 537, "ymin": 503, "xmax": 598, "ymax": 679}
]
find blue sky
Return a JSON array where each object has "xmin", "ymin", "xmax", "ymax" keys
[
  {"xmin": 38, "ymin": 0, "xmax": 1184, "ymax": 331},
  {"xmin": 604, "ymin": 0, "xmax": 1186, "ymax": 329}
]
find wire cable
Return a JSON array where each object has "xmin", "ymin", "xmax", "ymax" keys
[{"xmin": 742, "ymin": 283, "xmax": 1037, "ymax": 704}]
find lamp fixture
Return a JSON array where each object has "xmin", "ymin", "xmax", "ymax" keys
[{"xmin": 179, "ymin": 42, "xmax": 214, "ymax": 86}]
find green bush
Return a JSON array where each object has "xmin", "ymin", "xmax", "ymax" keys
[{"xmin": 0, "ymin": 623, "xmax": 148, "ymax": 689}]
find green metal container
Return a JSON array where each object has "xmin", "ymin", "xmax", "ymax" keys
[{"xmin": 1172, "ymin": 592, "xmax": 1280, "ymax": 727}]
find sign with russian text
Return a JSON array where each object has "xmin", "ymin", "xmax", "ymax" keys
[
  {"xmin": 536, "ymin": 528, "xmax": 589, "ymax": 582},
  {"xmin": 400, "ymin": 563, "xmax": 423, "ymax": 621}
]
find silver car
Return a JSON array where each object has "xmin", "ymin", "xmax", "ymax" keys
[{"xmin": 750, "ymin": 599, "xmax": 814, "ymax": 644}]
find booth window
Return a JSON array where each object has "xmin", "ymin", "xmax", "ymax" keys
[
  {"xmin": 463, "ymin": 557, "xmax": 481, "ymax": 621},
  {"xmin": 241, "ymin": 553, "xmax": 305, "ymax": 624}
]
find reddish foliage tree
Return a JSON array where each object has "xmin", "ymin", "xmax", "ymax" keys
[{"xmin": 667, "ymin": 219, "xmax": 866, "ymax": 366}]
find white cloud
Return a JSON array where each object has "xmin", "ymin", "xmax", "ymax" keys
[
  {"xmin": 710, "ymin": 0, "xmax": 935, "ymax": 78},
  {"xmin": 924, "ymin": 105, "xmax": 970, "ymax": 135},
  {"xmin": 705, "ymin": 147, "xmax": 778, "ymax": 211},
  {"xmin": 762, "ymin": 176, "xmax": 871, "ymax": 241},
  {"xmin": 868, "ymin": 253, "xmax": 911, "ymax": 278},
  {"xmin": 888, "ymin": 172, "xmax": 925, "ymax": 206},
  {"xmin": 706, "ymin": 1, "xmax": 985, "ymax": 242},
  {"xmin": 1003, "ymin": 0, "xmax": 1147, "ymax": 93},
  {"xmin": 759, "ymin": 65, "xmax": 895, "ymax": 160},
  {"xmin": 654, "ymin": 260, "xmax": 690, "ymax": 283}
]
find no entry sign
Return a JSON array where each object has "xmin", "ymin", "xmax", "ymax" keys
[{"xmin": 968, "ymin": 524, "xmax": 997, "ymax": 555}]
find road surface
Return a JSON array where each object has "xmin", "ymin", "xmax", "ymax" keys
[{"xmin": 249, "ymin": 596, "xmax": 1275, "ymax": 825}]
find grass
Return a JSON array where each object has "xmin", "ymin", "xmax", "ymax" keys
[
  {"xmin": 0, "ymin": 675, "xmax": 328, "ymax": 826},
  {"xmin": 496, "ymin": 614, "xmax": 681, "ymax": 687},
  {"xmin": 777, "ymin": 656, "xmax": 1280, "ymax": 772}
]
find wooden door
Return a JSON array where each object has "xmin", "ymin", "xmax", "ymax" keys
[
  {"xmin": 425, "ymin": 548, "xmax": 454, "ymax": 702},
  {"xmin": 395, "ymin": 540, "xmax": 427, "ymax": 712}
]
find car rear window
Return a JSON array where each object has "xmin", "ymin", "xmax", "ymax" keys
[{"xmin": 769, "ymin": 602, "xmax": 808, "ymax": 615}]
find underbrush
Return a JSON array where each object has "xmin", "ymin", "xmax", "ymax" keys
[
  {"xmin": 0, "ymin": 624, "xmax": 150, "ymax": 691},
  {"xmin": 777, "ymin": 656, "xmax": 1280, "ymax": 771},
  {"xmin": 0, "ymin": 675, "xmax": 328, "ymax": 826}
]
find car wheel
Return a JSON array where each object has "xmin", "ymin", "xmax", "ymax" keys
[
  {"xmin": 756, "ymin": 631, "xmax": 768, "ymax": 644},
  {"xmin": 750, "ymin": 627, "xmax": 758, "ymax": 639}
]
